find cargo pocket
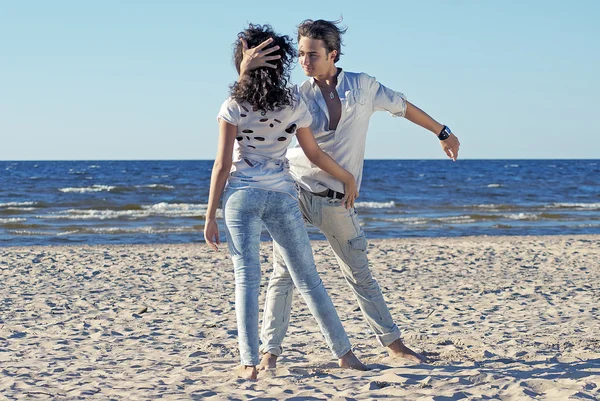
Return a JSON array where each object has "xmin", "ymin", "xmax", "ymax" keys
[{"xmin": 346, "ymin": 234, "xmax": 368, "ymax": 267}]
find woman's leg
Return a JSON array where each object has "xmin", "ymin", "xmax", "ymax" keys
[{"xmin": 223, "ymin": 188, "xmax": 266, "ymax": 370}]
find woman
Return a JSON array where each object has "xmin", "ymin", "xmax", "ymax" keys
[{"xmin": 204, "ymin": 24, "xmax": 366, "ymax": 379}]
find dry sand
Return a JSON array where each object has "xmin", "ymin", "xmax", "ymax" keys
[{"xmin": 1, "ymin": 235, "xmax": 599, "ymax": 400}]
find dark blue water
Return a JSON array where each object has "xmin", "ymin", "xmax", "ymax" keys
[{"xmin": 1, "ymin": 160, "xmax": 598, "ymax": 246}]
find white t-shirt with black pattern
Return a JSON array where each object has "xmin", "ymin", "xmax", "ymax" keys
[{"xmin": 217, "ymin": 89, "xmax": 313, "ymax": 198}]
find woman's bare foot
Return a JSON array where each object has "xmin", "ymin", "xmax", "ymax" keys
[
  {"xmin": 258, "ymin": 353, "xmax": 278, "ymax": 371},
  {"xmin": 388, "ymin": 339, "xmax": 428, "ymax": 363},
  {"xmin": 338, "ymin": 350, "xmax": 369, "ymax": 371},
  {"xmin": 234, "ymin": 365, "xmax": 258, "ymax": 380}
]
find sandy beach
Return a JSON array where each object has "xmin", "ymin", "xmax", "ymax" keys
[{"xmin": 1, "ymin": 234, "xmax": 599, "ymax": 400}]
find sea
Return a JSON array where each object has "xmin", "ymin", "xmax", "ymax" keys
[{"xmin": 1, "ymin": 160, "xmax": 598, "ymax": 246}]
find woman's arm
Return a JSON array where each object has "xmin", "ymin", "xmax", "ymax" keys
[
  {"xmin": 204, "ymin": 120, "xmax": 237, "ymax": 251},
  {"xmin": 295, "ymin": 127, "xmax": 358, "ymax": 209}
]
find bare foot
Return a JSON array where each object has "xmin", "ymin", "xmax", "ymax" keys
[
  {"xmin": 388, "ymin": 339, "xmax": 428, "ymax": 363},
  {"xmin": 234, "ymin": 365, "xmax": 258, "ymax": 380},
  {"xmin": 258, "ymin": 353, "xmax": 277, "ymax": 371},
  {"xmin": 338, "ymin": 350, "xmax": 369, "ymax": 371}
]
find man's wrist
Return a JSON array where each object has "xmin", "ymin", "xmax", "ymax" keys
[{"xmin": 437, "ymin": 125, "xmax": 451, "ymax": 141}]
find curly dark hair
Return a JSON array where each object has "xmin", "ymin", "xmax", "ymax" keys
[{"xmin": 229, "ymin": 24, "xmax": 297, "ymax": 113}]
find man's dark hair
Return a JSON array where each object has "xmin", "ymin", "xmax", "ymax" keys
[
  {"xmin": 230, "ymin": 24, "xmax": 296, "ymax": 112},
  {"xmin": 297, "ymin": 18, "xmax": 347, "ymax": 63}
]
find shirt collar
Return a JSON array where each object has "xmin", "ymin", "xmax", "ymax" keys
[{"xmin": 309, "ymin": 68, "xmax": 345, "ymax": 88}]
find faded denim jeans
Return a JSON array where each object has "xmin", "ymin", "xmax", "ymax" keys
[
  {"xmin": 260, "ymin": 186, "xmax": 401, "ymax": 357},
  {"xmin": 223, "ymin": 187, "xmax": 352, "ymax": 366}
]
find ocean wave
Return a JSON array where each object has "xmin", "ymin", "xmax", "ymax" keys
[
  {"xmin": 10, "ymin": 225, "xmax": 199, "ymax": 236},
  {"xmin": 503, "ymin": 213, "xmax": 540, "ymax": 220},
  {"xmin": 67, "ymin": 226, "xmax": 197, "ymax": 235},
  {"xmin": 59, "ymin": 185, "xmax": 116, "ymax": 193},
  {"xmin": 10, "ymin": 230, "xmax": 52, "ymax": 236},
  {"xmin": 379, "ymin": 215, "xmax": 476, "ymax": 225},
  {"xmin": 546, "ymin": 202, "xmax": 600, "ymax": 210},
  {"xmin": 355, "ymin": 201, "xmax": 396, "ymax": 209},
  {"xmin": 2, "ymin": 222, "xmax": 46, "ymax": 230},
  {"xmin": 58, "ymin": 184, "xmax": 175, "ymax": 193},
  {"xmin": 0, "ymin": 218, "xmax": 27, "ymax": 224},
  {"xmin": 0, "ymin": 201, "xmax": 36, "ymax": 208},
  {"xmin": 434, "ymin": 216, "xmax": 476, "ymax": 223},
  {"xmin": 38, "ymin": 202, "xmax": 217, "ymax": 220},
  {"xmin": 487, "ymin": 184, "xmax": 503, "ymax": 188},
  {"xmin": 0, "ymin": 207, "xmax": 38, "ymax": 215},
  {"xmin": 137, "ymin": 184, "xmax": 175, "ymax": 190}
]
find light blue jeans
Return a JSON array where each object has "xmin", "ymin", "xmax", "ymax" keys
[
  {"xmin": 223, "ymin": 187, "xmax": 352, "ymax": 366},
  {"xmin": 260, "ymin": 186, "xmax": 401, "ymax": 357}
]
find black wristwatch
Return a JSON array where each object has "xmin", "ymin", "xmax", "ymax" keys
[{"xmin": 438, "ymin": 125, "xmax": 452, "ymax": 141}]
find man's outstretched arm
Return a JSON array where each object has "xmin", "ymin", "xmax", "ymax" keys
[{"xmin": 405, "ymin": 101, "xmax": 461, "ymax": 161}]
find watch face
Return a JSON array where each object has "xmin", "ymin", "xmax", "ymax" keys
[{"xmin": 438, "ymin": 126, "xmax": 451, "ymax": 140}]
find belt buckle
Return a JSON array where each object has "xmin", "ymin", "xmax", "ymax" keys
[{"xmin": 326, "ymin": 189, "xmax": 344, "ymax": 200}]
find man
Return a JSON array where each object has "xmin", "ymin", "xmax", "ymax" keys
[{"xmin": 238, "ymin": 19, "xmax": 460, "ymax": 370}]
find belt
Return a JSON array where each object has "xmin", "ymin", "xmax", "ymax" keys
[{"xmin": 313, "ymin": 188, "xmax": 345, "ymax": 200}]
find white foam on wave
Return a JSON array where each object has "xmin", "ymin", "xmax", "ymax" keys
[
  {"xmin": 382, "ymin": 215, "xmax": 474, "ymax": 225},
  {"xmin": 503, "ymin": 213, "xmax": 539, "ymax": 220},
  {"xmin": 487, "ymin": 184, "xmax": 502, "ymax": 188},
  {"xmin": 38, "ymin": 202, "xmax": 219, "ymax": 220},
  {"xmin": 381, "ymin": 216, "xmax": 427, "ymax": 225},
  {"xmin": 472, "ymin": 204, "xmax": 502, "ymax": 209},
  {"xmin": 12, "ymin": 226, "xmax": 196, "ymax": 236},
  {"xmin": 138, "ymin": 184, "xmax": 175, "ymax": 189},
  {"xmin": 0, "ymin": 218, "xmax": 27, "ymax": 223},
  {"xmin": 355, "ymin": 201, "xmax": 395, "ymax": 209},
  {"xmin": 435, "ymin": 215, "xmax": 474, "ymax": 223},
  {"xmin": 0, "ymin": 201, "xmax": 36, "ymax": 208},
  {"xmin": 59, "ymin": 185, "xmax": 116, "ymax": 193},
  {"xmin": 11, "ymin": 230, "xmax": 50, "ymax": 236},
  {"xmin": 84, "ymin": 226, "xmax": 194, "ymax": 234},
  {"xmin": 547, "ymin": 202, "xmax": 600, "ymax": 210}
]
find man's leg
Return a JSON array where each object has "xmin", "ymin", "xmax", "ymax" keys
[
  {"xmin": 260, "ymin": 192, "xmax": 365, "ymax": 370},
  {"xmin": 313, "ymin": 192, "xmax": 425, "ymax": 362},
  {"xmin": 258, "ymin": 240, "xmax": 294, "ymax": 368}
]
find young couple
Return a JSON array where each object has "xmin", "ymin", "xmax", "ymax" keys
[{"xmin": 204, "ymin": 19, "xmax": 460, "ymax": 379}]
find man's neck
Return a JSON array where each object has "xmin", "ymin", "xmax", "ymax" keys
[{"xmin": 314, "ymin": 66, "xmax": 340, "ymax": 88}]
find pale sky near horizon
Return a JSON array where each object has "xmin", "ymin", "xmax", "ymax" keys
[{"xmin": 2, "ymin": 1, "xmax": 599, "ymax": 160}]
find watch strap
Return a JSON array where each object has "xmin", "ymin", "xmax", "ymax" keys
[{"xmin": 438, "ymin": 125, "xmax": 451, "ymax": 141}]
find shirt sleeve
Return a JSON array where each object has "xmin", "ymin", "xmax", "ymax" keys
[
  {"xmin": 365, "ymin": 74, "xmax": 408, "ymax": 118},
  {"xmin": 294, "ymin": 90, "xmax": 313, "ymax": 128},
  {"xmin": 216, "ymin": 98, "xmax": 239, "ymax": 125}
]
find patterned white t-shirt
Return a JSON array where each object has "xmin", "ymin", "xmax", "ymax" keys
[{"xmin": 217, "ymin": 89, "xmax": 313, "ymax": 198}]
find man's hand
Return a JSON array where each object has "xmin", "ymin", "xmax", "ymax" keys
[
  {"xmin": 342, "ymin": 177, "xmax": 359, "ymax": 210},
  {"xmin": 440, "ymin": 133, "xmax": 460, "ymax": 161},
  {"xmin": 239, "ymin": 37, "xmax": 281, "ymax": 78}
]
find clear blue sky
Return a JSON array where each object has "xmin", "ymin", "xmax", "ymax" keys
[{"xmin": 2, "ymin": 1, "xmax": 599, "ymax": 160}]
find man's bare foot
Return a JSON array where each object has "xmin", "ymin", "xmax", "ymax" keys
[
  {"xmin": 258, "ymin": 353, "xmax": 278, "ymax": 371},
  {"xmin": 338, "ymin": 350, "xmax": 369, "ymax": 371},
  {"xmin": 388, "ymin": 338, "xmax": 428, "ymax": 363},
  {"xmin": 234, "ymin": 365, "xmax": 258, "ymax": 380}
]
